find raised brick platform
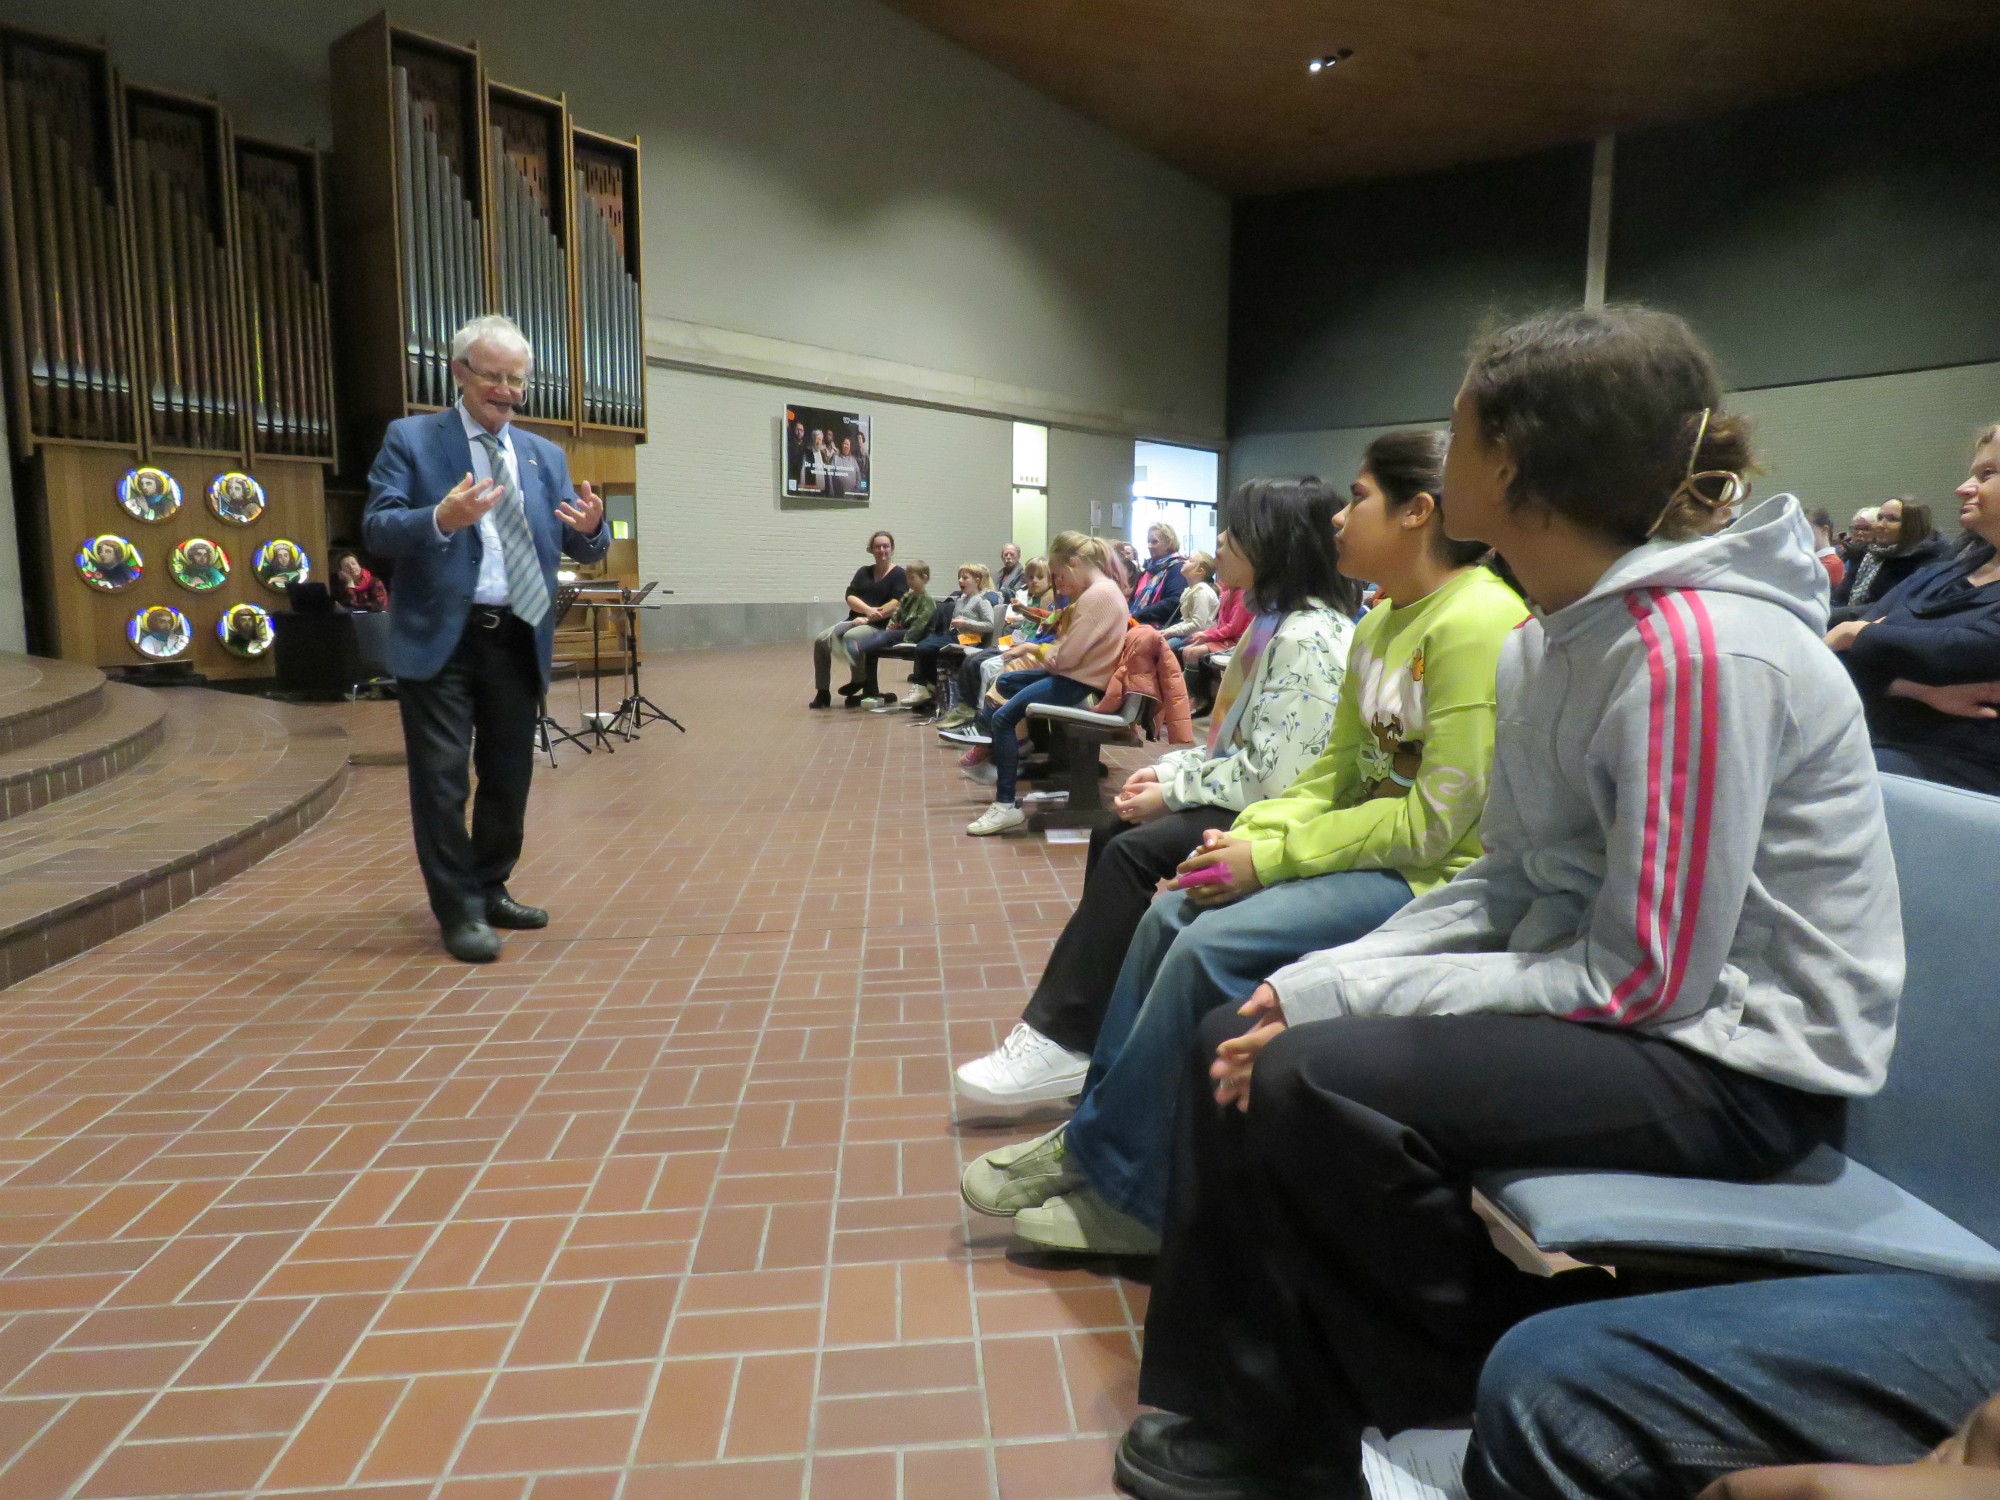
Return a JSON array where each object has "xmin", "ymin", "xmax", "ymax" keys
[{"xmin": 0, "ymin": 654, "xmax": 350, "ymax": 989}]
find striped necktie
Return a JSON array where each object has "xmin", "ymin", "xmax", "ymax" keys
[{"xmin": 474, "ymin": 431, "xmax": 551, "ymax": 628}]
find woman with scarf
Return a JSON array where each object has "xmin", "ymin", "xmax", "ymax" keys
[
  {"xmin": 1831, "ymin": 495, "xmax": 1946, "ymax": 619},
  {"xmin": 1129, "ymin": 522, "xmax": 1190, "ymax": 627}
]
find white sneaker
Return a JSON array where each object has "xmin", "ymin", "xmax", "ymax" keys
[
  {"xmin": 956, "ymin": 1023, "xmax": 1090, "ymax": 1106},
  {"xmin": 907, "ymin": 685, "xmax": 934, "ymax": 706},
  {"xmin": 966, "ymin": 801, "xmax": 1024, "ymax": 835},
  {"xmin": 960, "ymin": 762, "xmax": 998, "ymax": 785}
]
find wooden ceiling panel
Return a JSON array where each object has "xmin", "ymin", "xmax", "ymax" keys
[{"xmin": 880, "ymin": 0, "xmax": 2000, "ymax": 194}]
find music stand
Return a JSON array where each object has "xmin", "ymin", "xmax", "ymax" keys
[
  {"xmin": 574, "ymin": 584, "xmax": 626, "ymax": 751},
  {"xmin": 608, "ymin": 582, "xmax": 685, "ymax": 735},
  {"xmin": 537, "ymin": 584, "xmax": 594, "ymax": 764}
]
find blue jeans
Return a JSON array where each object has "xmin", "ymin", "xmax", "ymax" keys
[
  {"xmin": 980, "ymin": 669, "xmax": 1093, "ymax": 803},
  {"xmin": 1064, "ymin": 867, "xmax": 1414, "ymax": 1230},
  {"xmin": 1468, "ymin": 1273, "xmax": 2000, "ymax": 1500}
]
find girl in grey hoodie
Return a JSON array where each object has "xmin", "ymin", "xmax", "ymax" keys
[{"xmin": 1115, "ymin": 308, "xmax": 1905, "ymax": 1500}]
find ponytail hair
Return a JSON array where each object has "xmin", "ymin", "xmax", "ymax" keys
[{"xmin": 1048, "ymin": 530, "xmax": 1112, "ymax": 576}]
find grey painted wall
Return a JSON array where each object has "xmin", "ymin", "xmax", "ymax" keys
[
  {"xmin": 0, "ymin": 0, "xmax": 1230, "ymax": 439},
  {"xmin": 1227, "ymin": 52, "xmax": 2000, "ymax": 535},
  {"xmin": 1608, "ymin": 53, "xmax": 2000, "ymax": 392},
  {"xmin": 0, "ymin": 0, "xmax": 1231, "ymax": 651},
  {"xmin": 1229, "ymin": 145, "xmax": 1591, "ymax": 436},
  {"xmin": 1229, "ymin": 367, "xmax": 2000, "ymax": 532}
]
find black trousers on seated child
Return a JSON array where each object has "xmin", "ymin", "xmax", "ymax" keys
[
  {"xmin": 902, "ymin": 631, "xmax": 956, "ymax": 692},
  {"xmin": 1138, "ymin": 1009, "xmax": 1844, "ymax": 1497},
  {"xmin": 1021, "ymin": 807, "xmax": 1237, "ymax": 1053}
]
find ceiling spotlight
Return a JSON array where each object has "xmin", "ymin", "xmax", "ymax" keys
[{"xmin": 1307, "ymin": 49, "xmax": 1353, "ymax": 74}]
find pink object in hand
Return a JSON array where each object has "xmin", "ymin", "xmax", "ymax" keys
[{"xmin": 1174, "ymin": 863, "xmax": 1232, "ymax": 890}]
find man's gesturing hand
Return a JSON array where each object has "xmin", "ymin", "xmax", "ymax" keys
[
  {"xmin": 436, "ymin": 473, "xmax": 505, "ymax": 533},
  {"xmin": 555, "ymin": 480, "xmax": 604, "ymax": 534}
]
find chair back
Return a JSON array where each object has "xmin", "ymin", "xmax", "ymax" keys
[
  {"xmin": 351, "ymin": 609, "xmax": 395, "ymax": 681},
  {"xmin": 1851, "ymin": 775, "xmax": 2000, "ymax": 1242}
]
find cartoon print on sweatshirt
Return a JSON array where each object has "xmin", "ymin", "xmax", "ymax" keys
[{"xmin": 1354, "ymin": 643, "xmax": 1428, "ymax": 795}]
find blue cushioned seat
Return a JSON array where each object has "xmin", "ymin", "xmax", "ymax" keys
[{"xmin": 1476, "ymin": 774, "xmax": 2000, "ymax": 1281}]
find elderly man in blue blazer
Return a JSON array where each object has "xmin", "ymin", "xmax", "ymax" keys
[{"xmin": 364, "ymin": 314, "xmax": 609, "ymax": 962}]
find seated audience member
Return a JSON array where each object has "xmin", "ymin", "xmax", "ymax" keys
[
  {"xmin": 1129, "ymin": 523, "xmax": 1190, "ymax": 627},
  {"xmin": 939, "ymin": 559, "xmax": 1059, "ymax": 730},
  {"xmin": 955, "ymin": 477, "xmax": 1361, "ymax": 1106},
  {"xmin": 1114, "ymin": 540, "xmax": 1142, "ymax": 591},
  {"xmin": 809, "ymin": 531, "xmax": 906, "ymax": 708},
  {"xmin": 1180, "ymin": 582, "xmax": 1252, "ymax": 715},
  {"xmin": 902, "ymin": 563, "xmax": 997, "ymax": 709},
  {"xmin": 1833, "ymin": 495, "xmax": 1946, "ymax": 617},
  {"xmin": 1828, "ymin": 424, "xmax": 2000, "ymax": 794},
  {"xmin": 1841, "ymin": 506, "xmax": 1879, "ymax": 570},
  {"xmin": 1181, "ymin": 583, "xmax": 1249, "ymax": 667},
  {"xmin": 331, "ymin": 552, "xmax": 390, "ymax": 612},
  {"xmin": 1108, "ymin": 308, "xmax": 1902, "ymax": 1500},
  {"xmin": 962, "ymin": 430, "xmax": 1527, "ymax": 1250},
  {"xmin": 964, "ymin": 532, "xmax": 1128, "ymax": 836},
  {"xmin": 995, "ymin": 543, "xmax": 1026, "ymax": 598},
  {"xmin": 1162, "ymin": 553, "xmax": 1219, "ymax": 641},
  {"xmin": 1467, "ymin": 1273, "xmax": 2000, "ymax": 1500},
  {"xmin": 849, "ymin": 561, "xmax": 934, "ymax": 706},
  {"xmin": 1809, "ymin": 506, "xmax": 1846, "ymax": 589}
]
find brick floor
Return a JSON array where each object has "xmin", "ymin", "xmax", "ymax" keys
[{"xmin": 0, "ymin": 644, "xmax": 1145, "ymax": 1499}]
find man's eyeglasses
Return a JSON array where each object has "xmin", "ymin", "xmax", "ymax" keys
[{"xmin": 461, "ymin": 362, "xmax": 530, "ymax": 391}]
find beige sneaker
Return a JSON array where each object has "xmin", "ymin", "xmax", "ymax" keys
[
  {"xmin": 961, "ymin": 1125, "xmax": 1081, "ymax": 1217},
  {"xmin": 965, "ymin": 799, "xmax": 1019, "ymax": 833},
  {"xmin": 1014, "ymin": 1188, "xmax": 1160, "ymax": 1256}
]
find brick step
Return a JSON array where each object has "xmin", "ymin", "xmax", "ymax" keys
[
  {"xmin": 0, "ymin": 683, "xmax": 168, "ymax": 824},
  {"xmin": 0, "ymin": 651, "xmax": 106, "ymax": 757},
  {"xmin": 0, "ymin": 687, "xmax": 349, "ymax": 988}
]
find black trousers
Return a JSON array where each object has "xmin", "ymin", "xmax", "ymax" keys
[
  {"xmin": 1139, "ymin": 1010, "xmax": 1844, "ymax": 1491},
  {"xmin": 1022, "ymin": 807, "xmax": 1237, "ymax": 1053},
  {"xmin": 395, "ymin": 609, "xmax": 543, "ymax": 926}
]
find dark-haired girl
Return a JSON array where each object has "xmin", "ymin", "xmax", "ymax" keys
[
  {"xmin": 955, "ymin": 477, "xmax": 1362, "ymax": 1108},
  {"xmin": 1113, "ymin": 308, "xmax": 1903, "ymax": 1500},
  {"xmin": 1831, "ymin": 423, "xmax": 2000, "ymax": 794},
  {"xmin": 961, "ymin": 430, "xmax": 1529, "ymax": 1252}
]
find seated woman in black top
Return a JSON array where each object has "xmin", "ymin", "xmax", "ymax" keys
[
  {"xmin": 809, "ymin": 530, "xmax": 907, "ymax": 708},
  {"xmin": 1828, "ymin": 424, "xmax": 2000, "ymax": 794},
  {"xmin": 1831, "ymin": 495, "xmax": 1947, "ymax": 620}
]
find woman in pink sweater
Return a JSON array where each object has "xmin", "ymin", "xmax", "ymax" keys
[{"xmin": 966, "ymin": 531, "xmax": 1129, "ymax": 836}]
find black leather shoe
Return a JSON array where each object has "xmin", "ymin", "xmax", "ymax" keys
[
  {"xmin": 486, "ymin": 894, "xmax": 548, "ymax": 929},
  {"xmin": 1114, "ymin": 1413, "xmax": 1320, "ymax": 1500},
  {"xmin": 442, "ymin": 920, "xmax": 502, "ymax": 964},
  {"xmin": 808, "ymin": 692, "xmax": 832, "ymax": 710}
]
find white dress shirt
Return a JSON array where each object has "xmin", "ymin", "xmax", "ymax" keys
[{"xmin": 433, "ymin": 401, "xmax": 520, "ymax": 605}]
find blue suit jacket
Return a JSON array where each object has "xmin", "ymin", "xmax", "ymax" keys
[{"xmin": 362, "ymin": 409, "xmax": 611, "ymax": 683}]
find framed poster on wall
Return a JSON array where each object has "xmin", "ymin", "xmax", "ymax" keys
[{"xmin": 783, "ymin": 404, "xmax": 871, "ymax": 501}]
